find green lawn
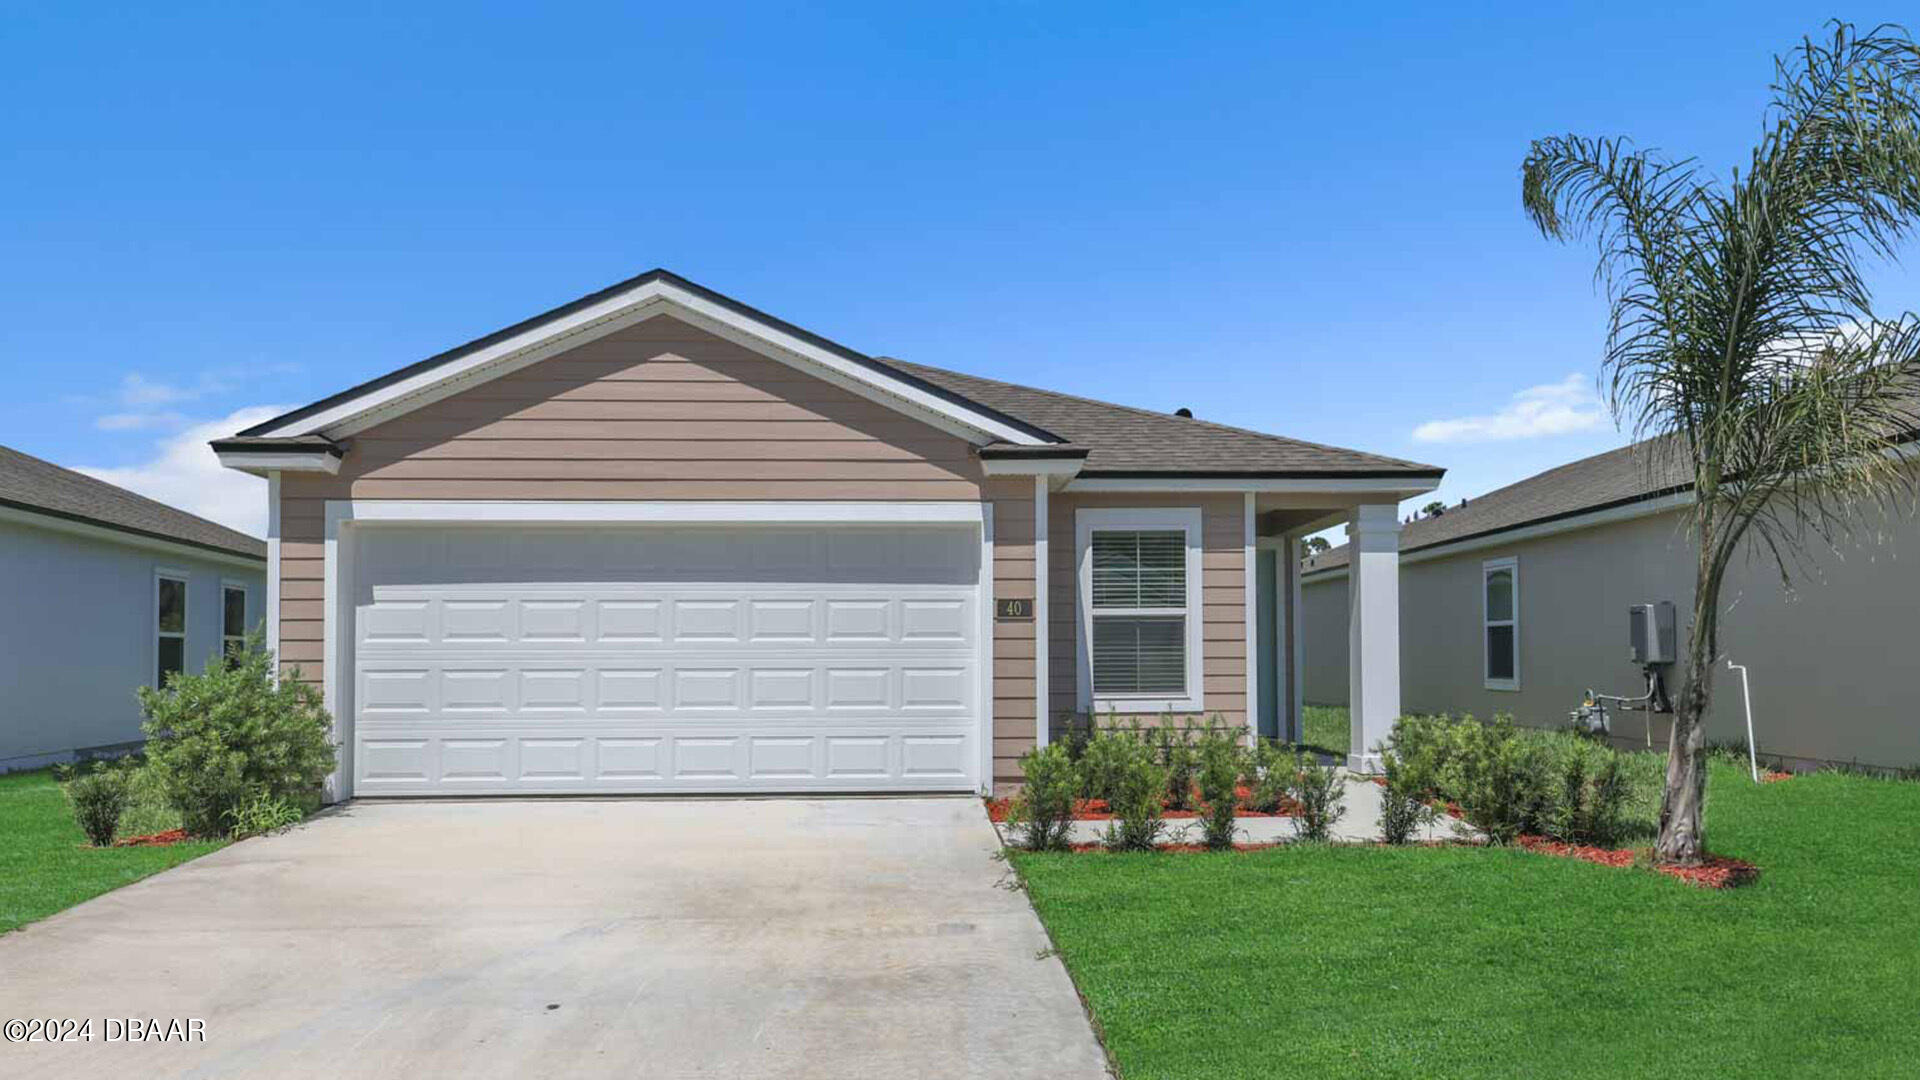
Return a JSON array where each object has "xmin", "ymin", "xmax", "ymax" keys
[
  {"xmin": 0, "ymin": 769, "xmax": 224, "ymax": 933},
  {"xmin": 1300, "ymin": 704, "xmax": 1351, "ymax": 757},
  {"xmin": 1013, "ymin": 762, "xmax": 1920, "ymax": 1079}
]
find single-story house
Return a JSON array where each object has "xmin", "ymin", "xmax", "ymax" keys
[
  {"xmin": 213, "ymin": 269, "xmax": 1442, "ymax": 799},
  {"xmin": 1300, "ymin": 440, "xmax": 1919, "ymax": 771},
  {"xmin": 0, "ymin": 445, "xmax": 266, "ymax": 772}
]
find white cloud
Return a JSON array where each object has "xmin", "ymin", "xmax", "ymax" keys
[
  {"xmin": 95, "ymin": 410, "xmax": 189, "ymax": 431},
  {"xmin": 1412, "ymin": 374, "xmax": 1606, "ymax": 444},
  {"xmin": 74, "ymin": 405, "xmax": 285, "ymax": 538},
  {"xmin": 116, "ymin": 373, "xmax": 200, "ymax": 408}
]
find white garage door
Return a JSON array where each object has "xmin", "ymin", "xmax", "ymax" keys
[{"xmin": 348, "ymin": 524, "xmax": 982, "ymax": 795}]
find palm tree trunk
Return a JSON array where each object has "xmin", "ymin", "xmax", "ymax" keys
[{"xmin": 1655, "ymin": 543, "xmax": 1722, "ymax": 866}]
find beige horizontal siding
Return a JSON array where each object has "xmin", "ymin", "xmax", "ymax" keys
[
  {"xmin": 987, "ymin": 476, "xmax": 1039, "ymax": 787},
  {"xmin": 275, "ymin": 313, "xmax": 989, "ymax": 694}
]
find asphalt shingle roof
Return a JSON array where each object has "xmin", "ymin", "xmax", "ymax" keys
[
  {"xmin": 0, "ymin": 445, "xmax": 265, "ymax": 560},
  {"xmin": 1302, "ymin": 439, "xmax": 1687, "ymax": 574},
  {"xmin": 884, "ymin": 359, "xmax": 1442, "ymax": 477}
]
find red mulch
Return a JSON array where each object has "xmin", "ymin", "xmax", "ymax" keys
[
  {"xmin": 1516, "ymin": 835, "xmax": 1760, "ymax": 889},
  {"xmin": 1761, "ymin": 770, "xmax": 1794, "ymax": 783},
  {"xmin": 112, "ymin": 828, "xmax": 189, "ymax": 847},
  {"xmin": 984, "ymin": 786, "xmax": 1301, "ymax": 823}
]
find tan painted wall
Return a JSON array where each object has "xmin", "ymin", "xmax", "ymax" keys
[
  {"xmin": 276, "ymin": 314, "xmax": 1047, "ymax": 786},
  {"xmin": 1044, "ymin": 492, "xmax": 1248, "ymax": 734},
  {"xmin": 1300, "ymin": 504, "xmax": 1920, "ymax": 770}
]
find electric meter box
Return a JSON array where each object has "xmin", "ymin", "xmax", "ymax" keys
[{"xmin": 1628, "ymin": 601, "xmax": 1676, "ymax": 665}]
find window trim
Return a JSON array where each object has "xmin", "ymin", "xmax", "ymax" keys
[
  {"xmin": 1482, "ymin": 556, "xmax": 1519, "ymax": 692},
  {"xmin": 154, "ymin": 567, "xmax": 189, "ymax": 688},
  {"xmin": 221, "ymin": 579, "xmax": 251, "ymax": 660},
  {"xmin": 1076, "ymin": 507, "xmax": 1205, "ymax": 714}
]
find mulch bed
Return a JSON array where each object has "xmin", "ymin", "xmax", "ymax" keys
[
  {"xmin": 1761, "ymin": 770, "xmax": 1794, "ymax": 783},
  {"xmin": 112, "ymin": 828, "xmax": 189, "ymax": 847},
  {"xmin": 985, "ymin": 786, "xmax": 1302, "ymax": 823},
  {"xmin": 1065, "ymin": 841, "xmax": 1284, "ymax": 854},
  {"xmin": 1516, "ymin": 835, "xmax": 1760, "ymax": 888}
]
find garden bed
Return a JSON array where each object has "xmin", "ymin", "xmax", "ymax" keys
[
  {"xmin": 984, "ymin": 785, "xmax": 1302, "ymax": 823},
  {"xmin": 112, "ymin": 828, "xmax": 190, "ymax": 848},
  {"xmin": 1516, "ymin": 835, "xmax": 1760, "ymax": 888}
]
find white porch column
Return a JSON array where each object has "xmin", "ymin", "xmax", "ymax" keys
[
  {"xmin": 1346, "ymin": 503, "xmax": 1402, "ymax": 772},
  {"xmin": 1033, "ymin": 475, "xmax": 1050, "ymax": 747}
]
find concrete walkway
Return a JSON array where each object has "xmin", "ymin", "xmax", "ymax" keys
[{"xmin": 0, "ymin": 798, "xmax": 1111, "ymax": 1080}]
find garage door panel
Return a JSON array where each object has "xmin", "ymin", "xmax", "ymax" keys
[{"xmin": 350, "ymin": 524, "xmax": 981, "ymax": 794}]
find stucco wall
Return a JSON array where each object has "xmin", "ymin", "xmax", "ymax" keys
[
  {"xmin": 1300, "ymin": 504, "xmax": 1920, "ymax": 770},
  {"xmin": 0, "ymin": 517, "xmax": 264, "ymax": 770}
]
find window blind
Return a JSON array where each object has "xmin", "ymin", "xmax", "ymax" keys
[{"xmin": 1089, "ymin": 530, "xmax": 1188, "ymax": 696}]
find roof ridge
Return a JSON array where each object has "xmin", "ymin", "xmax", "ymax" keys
[{"xmin": 884, "ymin": 357, "xmax": 1440, "ymax": 472}]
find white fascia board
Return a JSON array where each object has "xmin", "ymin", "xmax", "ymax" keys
[
  {"xmin": 1298, "ymin": 490, "xmax": 1695, "ymax": 583},
  {"xmin": 329, "ymin": 499, "xmax": 987, "ymax": 527},
  {"xmin": 0, "ymin": 503, "xmax": 265, "ymax": 570},
  {"xmin": 257, "ymin": 279, "xmax": 1048, "ymax": 447},
  {"xmin": 215, "ymin": 451, "xmax": 341, "ymax": 475},
  {"xmin": 979, "ymin": 457, "xmax": 1085, "ymax": 477},
  {"xmin": 1064, "ymin": 476, "xmax": 1441, "ymax": 495}
]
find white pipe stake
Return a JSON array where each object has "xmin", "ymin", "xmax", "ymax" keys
[{"xmin": 1726, "ymin": 658, "xmax": 1759, "ymax": 783}]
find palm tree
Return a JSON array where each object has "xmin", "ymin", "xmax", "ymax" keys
[{"xmin": 1521, "ymin": 22, "xmax": 1920, "ymax": 864}]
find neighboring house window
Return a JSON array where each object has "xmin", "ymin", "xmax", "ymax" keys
[
  {"xmin": 1077, "ymin": 508, "xmax": 1204, "ymax": 713},
  {"xmin": 156, "ymin": 571, "xmax": 187, "ymax": 687},
  {"xmin": 222, "ymin": 582, "xmax": 249, "ymax": 661},
  {"xmin": 1483, "ymin": 556, "xmax": 1518, "ymax": 691}
]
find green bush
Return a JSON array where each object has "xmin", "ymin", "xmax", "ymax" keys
[
  {"xmin": 63, "ymin": 761, "xmax": 135, "ymax": 846},
  {"xmin": 1194, "ymin": 728, "xmax": 1243, "ymax": 850},
  {"xmin": 1007, "ymin": 743, "xmax": 1078, "ymax": 851},
  {"xmin": 1286, "ymin": 750, "xmax": 1347, "ymax": 842},
  {"xmin": 1385, "ymin": 714, "xmax": 1647, "ymax": 846},
  {"xmin": 1248, "ymin": 738, "xmax": 1291, "ymax": 813},
  {"xmin": 1377, "ymin": 745, "xmax": 1436, "ymax": 845},
  {"xmin": 138, "ymin": 632, "xmax": 336, "ymax": 839},
  {"xmin": 1101, "ymin": 741, "xmax": 1169, "ymax": 852},
  {"xmin": 1159, "ymin": 724, "xmax": 1200, "ymax": 810},
  {"xmin": 1079, "ymin": 728, "xmax": 1139, "ymax": 803}
]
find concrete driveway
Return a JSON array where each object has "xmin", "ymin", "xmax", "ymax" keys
[{"xmin": 0, "ymin": 798, "xmax": 1110, "ymax": 1079}]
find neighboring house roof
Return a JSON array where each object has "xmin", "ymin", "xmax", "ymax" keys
[
  {"xmin": 1302, "ymin": 439, "xmax": 1689, "ymax": 574},
  {"xmin": 0, "ymin": 445, "xmax": 266, "ymax": 561},
  {"xmin": 885, "ymin": 359, "xmax": 1442, "ymax": 477},
  {"xmin": 218, "ymin": 269, "xmax": 1442, "ymax": 481}
]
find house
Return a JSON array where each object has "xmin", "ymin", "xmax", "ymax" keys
[
  {"xmin": 1300, "ymin": 440, "xmax": 1920, "ymax": 771},
  {"xmin": 213, "ymin": 269, "xmax": 1442, "ymax": 799},
  {"xmin": 0, "ymin": 446, "xmax": 266, "ymax": 772}
]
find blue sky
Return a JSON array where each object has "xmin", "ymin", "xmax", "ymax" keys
[{"xmin": 5, "ymin": 3, "xmax": 1917, "ymax": 536}]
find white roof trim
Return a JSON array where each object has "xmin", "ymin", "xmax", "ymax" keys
[
  {"xmin": 214, "ymin": 451, "xmax": 341, "ymax": 476},
  {"xmin": 1301, "ymin": 490, "xmax": 1694, "ymax": 581},
  {"xmin": 252, "ymin": 278, "xmax": 1050, "ymax": 447}
]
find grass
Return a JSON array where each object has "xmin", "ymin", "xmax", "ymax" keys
[
  {"xmin": 1013, "ymin": 759, "xmax": 1920, "ymax": 1079},
  {"xmin": 1299, "ymin": 704, "xmax": 1352, "ymax": 758},
  {"xmin": 0, "ymin": 768, "xmax": 224, "ymax": 934}
]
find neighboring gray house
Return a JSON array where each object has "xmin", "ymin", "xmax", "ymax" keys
[
  {"xmin": 1301, "ymin": 441, "xmax": 1919, "ymax": 771},
  {"xmin": 0, "ymin": 445, "xmax": 267, "ymax": 772}
]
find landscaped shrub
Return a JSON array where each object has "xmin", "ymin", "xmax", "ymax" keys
[
  {"xmin": 1286, "ymin": 750, "xmax": 1347, "ymax": 842},
  {"xmin": 1007, "ymin": 743, "xmax": 1078, "ymax": 851},
  {"xmin": 1159, "ymin": 726, "xmax": 1199, "ymax": 811},
  {"xmin": 1102, "ymin": 741, "xmax": 1169, "ymax": 852},
  {"xmin": 1078, "ymin": 727, "xmax": 1138, "ymax": 803},
  {"xmin": 63, "ymin": 761, "xmax": 134, "ymax": 847},
  {"xmin": 1194, "ymin": 728, "xmax": 1243, "ymax": 850},
  {"xmin": 138, "ymin": 633, "xmax": 336, "ymax": 839},
  {"xmin": 1377, "ymin": 745, "xmax": 1435, "ymax": 845},
  {"xmin": 1248, "ymin": 738, "xmax": 1291, "ymax": 813}
]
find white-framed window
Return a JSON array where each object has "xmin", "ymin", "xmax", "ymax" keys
[
  {"xmin": 1076, "ymin": 507, "xmax": 1204, "ymax": 713},
  {"xmin": 221, "ymin": 580, "xmax": 250, "ymax": 662},
  {"xmin": 1483, "ymin": 556, "xmax": 1518, "ymax": 691},
  {"xmin": 155, "ymin": 569, "xmax": 188, "ymax": 687}
]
